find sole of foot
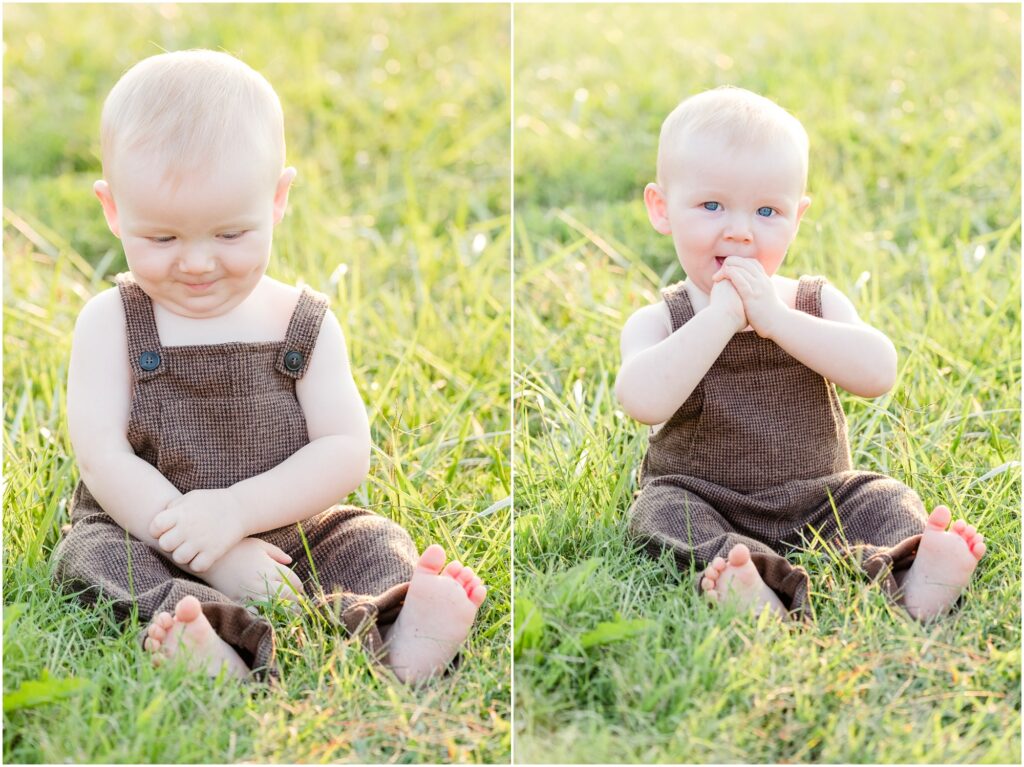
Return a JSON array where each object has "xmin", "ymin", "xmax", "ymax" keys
[
  {"xmin": 386, "ymin": 544, "xmax": 486, "ymax": 684},
  {"xmin": 144, "ymin": 595, "xmax": 250, "ymax": 679},
  {"xmin": 901, "ymin": 505, "xmax": 985, "ymax": 621},
  {"xmin": 701, "ymin": 543, "xmax": 787, "ymax": 618}
]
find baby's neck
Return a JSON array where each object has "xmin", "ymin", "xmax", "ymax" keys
[{"xmin": 152, "ymin": 277, "xmax": 297, "ymax": 347}]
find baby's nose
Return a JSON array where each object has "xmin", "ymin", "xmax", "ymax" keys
[{"xmin": 178, "ymin": 245, "xmax": 215, "ymax": 273}]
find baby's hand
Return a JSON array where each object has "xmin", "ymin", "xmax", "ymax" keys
[
  {"xmin": 713, "ymin": 257, "xmax": 788, "ymax": 337},
  {"xmin": 149, "ymin": 489, "xmax": 246, "ymax": 573},
  {"xmin": 199, "ymin": 537, "xmax": 306, "ymax": 603},
  {"xmin": 708, "ymin": 274, "xmax": 747, "ymax": 333}
]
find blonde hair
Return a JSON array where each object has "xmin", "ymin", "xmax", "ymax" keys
[
  {"xmin": 100, "ymin": 49, "xmax": 285, "ymax": 190},
  {"xmin": 656, "ymin": 86, "xmax": 809, "ymax": 191}
]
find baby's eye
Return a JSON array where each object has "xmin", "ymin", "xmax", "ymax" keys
[
  {"xmin": 219, "ymin": 231, "xmax": 246, "ymax": 240},
  {"xmin": 148, "ymin": 236, "xmax": 176, "ymax": 243},
  {"xmin": 756, "ymin": 206, "xmax": 775, "ymax": 217},
  {"xmin": 702, "ymin": 202, "xmax": 721, "ymax": 212}
]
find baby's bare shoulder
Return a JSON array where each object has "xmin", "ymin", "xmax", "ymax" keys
[
  {"xmin": 621, "ymin": 300, "xmax": 672, "ymax": 356},
  {"xmin": 770, "ymin": 275, "xmax": 802, "ymax": 309},
  {"xmin": 75, "ymin": 286, "xmax": 125, "ymax": 336}
]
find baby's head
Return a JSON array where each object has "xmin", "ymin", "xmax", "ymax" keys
[
  {"xmin": 645, "ymin": 86, "xmax": 812, "ymax": 293},
  {"xmin": 100, "ymin": 49, "xmax": 286, "ymax": 193},
  {"xmin": 94, "ymin": 50, "xmax": 296, "ymax": 318}
]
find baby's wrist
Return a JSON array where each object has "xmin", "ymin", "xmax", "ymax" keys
[
  {"xmin": 759, "ymin": 305, "xmax": 792, "ymax": 341},
  {"xmin": 706, "ymin": 303, "xmax": 745, "ymax": 334},
  {"xmin": 224, "ymin": 487, "xmax": 251, "ymax": 541}
]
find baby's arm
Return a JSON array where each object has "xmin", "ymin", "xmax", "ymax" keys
[
  {"xmin": 615, "ymin": 280, "xmax": 747, "ymax": 425},
  {"xmin": 150, "ymin": 309, "xmax": 371, "ymax": 571},
  {"xmin": 68, "ymin": 289, "xmax": 184, "ymax": 551},
  {"xmin": 716, "ymin": 257, "xmax": 897, "ymax": 397}
]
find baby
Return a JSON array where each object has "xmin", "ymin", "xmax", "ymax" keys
[
  {"xmin": 53, "ymin": 50, "xmax": 485, "ymax": 683},
  {"xmin": 616, "ymin": 86, "xmax": 985, "ymax": 621}
]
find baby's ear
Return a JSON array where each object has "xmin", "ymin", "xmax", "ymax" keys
[
  {"xmin": 93, "ymin": 180, "xmax": 121, "ymax": 238},
  {"xmin": 272, "ymin": 167, "xmax": 298, "ymax": 225},
  {"xmin": 643, "ymin": 183, "xmax": 672, "ymax": 235},
  {"xmin": 796, "ymin": 195, "xmax": 812, "ymax": 223}
]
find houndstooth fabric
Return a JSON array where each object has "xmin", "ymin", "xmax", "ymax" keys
[
  {"xmin": 54, "ymin": 274, "xmax": 417, "ymax": 679},
  {"xmin": 629, "ymin": 276, "xmax": 927, "ymax": 618}
]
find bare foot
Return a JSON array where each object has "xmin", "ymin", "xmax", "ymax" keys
[
  {"xmin": 144, "ymin": 596, "xmax": 250, "ymax": 679},
  {"xmin": 701, "ymin": 543, "xmax": 787, "ymax": 618},
  {"xmin": 900, "ymin": 506, "xmax": 986, "ymax": 621},
  {"xmin": 385, "ymin": 544, "xmax": 486, "ymax": 684}
]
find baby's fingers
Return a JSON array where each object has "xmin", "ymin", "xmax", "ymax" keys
[
  {"xmin": 190, "ymin": 551, "xmax": 217, "ymax": 574},
  {"xmin": 259, "ymin": 540, "xmax": 294, "ymax": 565},
  {"xmin": 157, "ymin": 527, "xmax": 185, "ymax": 553},
  {"xmin": 171, "ymin": 541, "xmax": 199, "ymax": 567},
  {"xmin": 149, "ymin": 511, "xmax": 175, "ymax": 538},
  {"xmin": 721, "ymin": 266, "xmax": 753, "ymax": 295}
]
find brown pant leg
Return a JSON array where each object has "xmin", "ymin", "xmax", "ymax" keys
[
  {"xmin": 52, "ymin": 513, "xmax": 277, "ymax": 679},
  {"xmin": 629, "ymin": 481, "xmax": 812, "ymax": 618},
  {"xmin": 264, "ymin": 505, "xmax": 417, "ymax": 663},
  {"xmin": 807, "ymin": 472, "xmax": 928, "ymax": 603}
]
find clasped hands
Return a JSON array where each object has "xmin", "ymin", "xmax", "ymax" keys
[
  {"xmin": 150, "ymin": 488, "xmax": 246, "ymax": 573},
  {"xmin": 149, "ymin": 488, "xmax": 304, "ymax": 602},
  {"xmin": 710, "ymin": 256, "xmax": 789, "ymax": 338}
]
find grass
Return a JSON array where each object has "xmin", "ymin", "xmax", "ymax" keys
[
  {"xmin": 513, "ymin": 4, "xmax": 1021, "ymax": 764},
  {"xmin": 3, "ymin": 4, "xmax": 510, "ymax": 764}
]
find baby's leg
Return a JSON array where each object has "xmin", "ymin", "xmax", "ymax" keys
[
  {"xmin": 53, "ymin": 514, "xmax": 275, "ymax": 678},
  {"xmin": 629, "ymin": 482, "xmax": 809, "ymax": 619},
  {"xmin": 279, "ymin": 506, "xmax": 485, "ymax": 683},
  {"xmin": 816, "ymin": 473, "xmax": 984, "ymax": 620}
]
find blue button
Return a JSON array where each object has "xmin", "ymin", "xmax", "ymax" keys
[
  {"xmin": 139, "ymin": 351, "xmax": 161, "ymax": 371},
  {"xmin": 284, "ymin": 351, "xmax": 304, "ymax": 371}
]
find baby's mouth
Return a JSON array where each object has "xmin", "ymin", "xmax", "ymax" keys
[{"xmin": 715, "ymin": 257, "xmax": 726, "ymax": 269}]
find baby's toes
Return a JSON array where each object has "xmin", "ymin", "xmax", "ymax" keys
[
  {"xmin": 155, "ymin": 611, "xmax": 175, "ymax": 630},
  {"xmin": 468, "ymin": 582, "xmax": 487, "ymax": 607},
  {"xmin": 465, "ymin": 574, "xmax": 483, "ymax": 599},
  {"xmin": 970, "ymin": 536, "xmax": 987, "ymax": 560},
  {"xmin": 147, "ymin": 620, "xmax": 165, "ymax": 639},
  {"xmin": 700, "ymin": 576, "xmax": 716, "ymax": 592},
  {"xmin": 443, "ymin": 560, "xmax": 465, "ymax": 580},
  {"xmin": 951, "ymin": 519, "xmax": 967, "ymax": 535},
  {"xmin": 455, "ymin": 565, "xmax": 478, "ymax": 591}
]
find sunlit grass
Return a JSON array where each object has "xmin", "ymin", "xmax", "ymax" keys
[
  {"xmin": 3, "ymin": 4, "xmax": 510, "ymax": 764},
  {"xmin": 513, "ymin": 4, "xmax": 1020, "ymax": 763}
]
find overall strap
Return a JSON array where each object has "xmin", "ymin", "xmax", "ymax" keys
[
  {"xmin": 795, "ymin": 275, "xmax": 827, "ymax": 318},
  {"xmin": 662, "ymin": 280, "xmax": 696, "ymax": 332},
  {"xmin": 275, "ymin": 286, "xmax": 330, "ymax": 380},
  {"xmin": 116, "ymin": 273, "xmax": 166, "ymax": 380}
]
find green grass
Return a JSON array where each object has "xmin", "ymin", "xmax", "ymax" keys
[
  {"xmin": 513, "ymin": 4, "xmax": 1021, "ymax": 763},
  {"xmin": 3, "ymin": 4, "xmax": 510, "ymax": 763}
]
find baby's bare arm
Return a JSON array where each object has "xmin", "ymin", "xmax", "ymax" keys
[
  {"xmin": 615, "ymin": 281, "xmax": 746, "ymax": 425},
  {"xmin": 761, "ymin": 284, "xmax": 897, "ymax": 397},
  {"xmin": 224, "ymin": 310, "xmax": 371, "ymax": 536},
  {"xmin": 68, "ymin": 290, "xmax": 183, "ymax": 550}
]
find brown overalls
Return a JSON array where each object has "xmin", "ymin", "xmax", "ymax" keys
[
  {"xmin": 53, "ymin": 274, "xmax": 418, "ymax": 679},
  {"xmin": 628, "ymin": 277, "xmax": 928, "ymax": 619}
]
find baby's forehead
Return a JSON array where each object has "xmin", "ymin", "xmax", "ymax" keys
[
  {"xmin": 111, "ymin": 128, "xmax": 279, "ymax": 185},
  {"xmin": 661, "ymin": 127, "xmax": 806, "ymax": 185}
]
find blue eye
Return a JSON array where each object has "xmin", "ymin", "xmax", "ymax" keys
[
  {"xmin": 703, "ymin": 202, "xmax": 721, "ymax": 211},
  {"xmin": 757, "ymin": 207, "xmax": 774, "ymax": 217}
]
